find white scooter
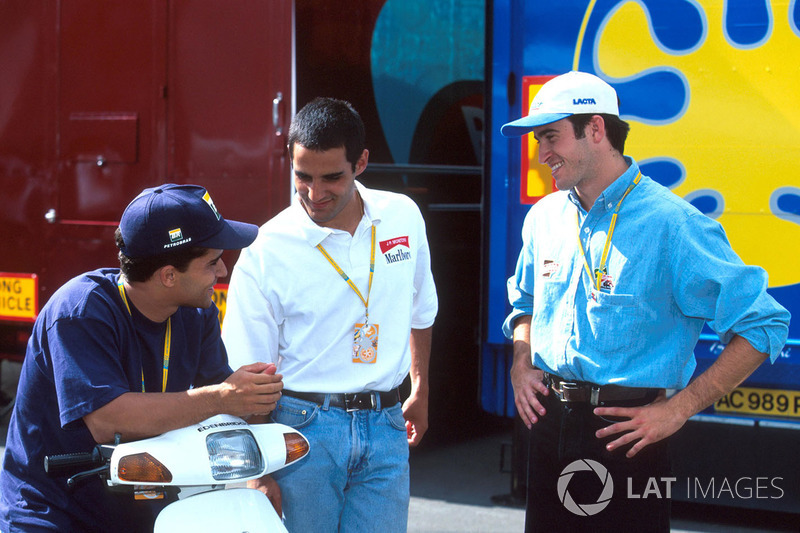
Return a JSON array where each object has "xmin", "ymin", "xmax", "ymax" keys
[{"xmin": 45, "ymin": 414, "xmax": 309, "ymax": 532}]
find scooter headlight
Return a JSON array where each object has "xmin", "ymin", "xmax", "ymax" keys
[{"xmin": 206, "ymin": 429, "xmax": 264, "ymax": 481}]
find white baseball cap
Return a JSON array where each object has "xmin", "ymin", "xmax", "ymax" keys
[{"xmin": 501, "ymin": 71, "xmax": 619, "ymax": 137}]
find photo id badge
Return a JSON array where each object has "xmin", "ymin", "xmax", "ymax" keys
[{"xmin": 353, "ymin": 322, "xmax": 379, "ymax": 364}]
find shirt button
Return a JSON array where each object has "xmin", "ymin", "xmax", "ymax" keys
[
  {"xmin": 607, "ymin": 203, "xmax": 613, "ymax": 209},
  {"xmin": 584, "ymin": 228, "xmax": 590, "ymax": 234}
]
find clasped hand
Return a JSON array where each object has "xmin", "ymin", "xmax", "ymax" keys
[{"xmin": 222, "ymin": 362, "xmax": 284, "ymax": 417}]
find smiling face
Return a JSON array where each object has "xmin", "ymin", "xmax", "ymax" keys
[
  {"xmin": 532, "ymin": 118, "xmax": 598, "ymax": 194},
  {"xmin": 292, "ymin": 144, "xmax": 368, "ymax": 232},
  {"xmin": 173, "ymin": 248, "xmax": 226, "ymax": 309}
]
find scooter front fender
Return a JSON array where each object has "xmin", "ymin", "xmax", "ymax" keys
[{"xmin": 154, "ymin": 487, "xmax": 287, "ymax": 533}]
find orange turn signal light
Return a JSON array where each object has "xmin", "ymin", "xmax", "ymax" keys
[
  {"xmin": 118, "ymin": 452, "xmax": 173, "ymax": 483},
  {"xmin": 284, "ymin": 432, "xmax": 309, "ymax": 464}
]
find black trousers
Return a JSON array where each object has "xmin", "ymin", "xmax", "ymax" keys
[{"xmin": 525, "ymin": 391, "xmax": 671, "ymax": 533}]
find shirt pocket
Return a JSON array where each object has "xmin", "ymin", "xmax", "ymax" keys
[{"xmin": 585, "ymin": 291, "xmax": 649, "ymax": 355}]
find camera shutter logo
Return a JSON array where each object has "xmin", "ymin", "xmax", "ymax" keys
[{"xmin": 557, "ymin": 459, "xmax": 614, "ymax": 516}]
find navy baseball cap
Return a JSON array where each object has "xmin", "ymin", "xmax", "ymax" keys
[{"xmin": 119, "ymin": 184, "xmax": 258, "ymax": 258}]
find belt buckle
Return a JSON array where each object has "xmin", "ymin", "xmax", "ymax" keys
[
  {"xmin": 553, "ymin": 380, "xmax": 580, "ymax": 402},
  {"xmin": 344, "ymin": 393, "xmax": 359, "ymax": 412},
  {"xmin": 344, "ymin": 393, "xmax": 376, "ymax": 412}
]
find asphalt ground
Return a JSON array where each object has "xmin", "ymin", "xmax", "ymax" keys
[
  {"xmin": 1, "ymin": 359, "xmax": 797, "ymax": 532},
  {"xmin": 406, "ymin": 427, "xmax": 799, "ymax": 532}
]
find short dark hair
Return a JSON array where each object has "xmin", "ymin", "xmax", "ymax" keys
[
  {"xmin": 287, "ymin": 97, "xmax": 366, "ymax": 171},
  {"xmin": 115, "ymin": 227, "xmax": 208, "ymax": 282},
  {"xmin": 567, "ymin": 113, "xmax": 630, "ymax": 154}
]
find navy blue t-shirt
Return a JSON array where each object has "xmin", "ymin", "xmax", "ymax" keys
[{"xmin": 0, "ymin": 268, "xmax": 232, "ymax": 532}]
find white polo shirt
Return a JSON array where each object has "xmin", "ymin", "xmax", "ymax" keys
[{"xmin": 222, "ymin": 181, "xmax": 438, "ymax": 393}]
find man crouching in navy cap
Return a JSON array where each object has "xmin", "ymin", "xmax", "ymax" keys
[{"xmin": 0, "ymin": 184, "xmax": 284, "ymax": 533}]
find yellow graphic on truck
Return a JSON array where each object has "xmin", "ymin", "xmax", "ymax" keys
[{"xmin": 596, "ymin": 1, "xmax": 800, "ymax": 288}]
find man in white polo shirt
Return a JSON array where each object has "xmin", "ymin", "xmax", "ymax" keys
[{"xmin": 222, "ymin": 97, "xmax": 438, "ymax": 532}]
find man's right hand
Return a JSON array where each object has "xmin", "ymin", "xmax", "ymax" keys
[
  {"xmin": 510, "ymin": 316, "xmax": 548, "ymax": 429},
  {"xmin": 219, "ymin": 362, "xmax": 283, "ymax": 417},
  {"xmin": 510, "ymin": 359, "xmax": 548, "ymax": 429}
]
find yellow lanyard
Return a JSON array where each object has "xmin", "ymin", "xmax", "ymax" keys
[
  {"xmin": 576, "ymin": 171, "xmax": 642, "ymax": 291},
  {"xmin": 117, "ymin": 279, "xmax": 171, "ymax": 393},
  {"xmin": 316, "ymin": 225, "xmax": 376, "ymax": 322}
]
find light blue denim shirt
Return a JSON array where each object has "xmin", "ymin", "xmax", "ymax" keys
[{"xmin": 503, "ymin": 157, "xmax": 790, "ymax": 388}]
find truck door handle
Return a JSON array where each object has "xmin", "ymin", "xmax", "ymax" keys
[{"xmin": 273, "ymin": 92, "xmax": 284, "ymax": 135}]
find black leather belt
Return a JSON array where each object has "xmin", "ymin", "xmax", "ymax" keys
[
  {"xmin": 544, "ymin": 373, "xmax": 661, "ymax": 406},
  {"xmin": 282, "ymin": 389, "xmax": 400, "ymax": 412}
]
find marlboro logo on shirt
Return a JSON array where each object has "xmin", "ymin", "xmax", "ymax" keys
[{"xmin": 381, "ymin": 236, "xmax": 411, "ymax": 264}]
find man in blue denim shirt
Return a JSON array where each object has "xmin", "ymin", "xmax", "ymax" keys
[{"xmin": 501, "ymin": 71, "xmax": 790, "ymax": 532}]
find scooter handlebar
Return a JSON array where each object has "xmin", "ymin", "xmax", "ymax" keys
[{"xmin": 44, "ymin": 451, "xmax": 103, "ymax": 476}]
